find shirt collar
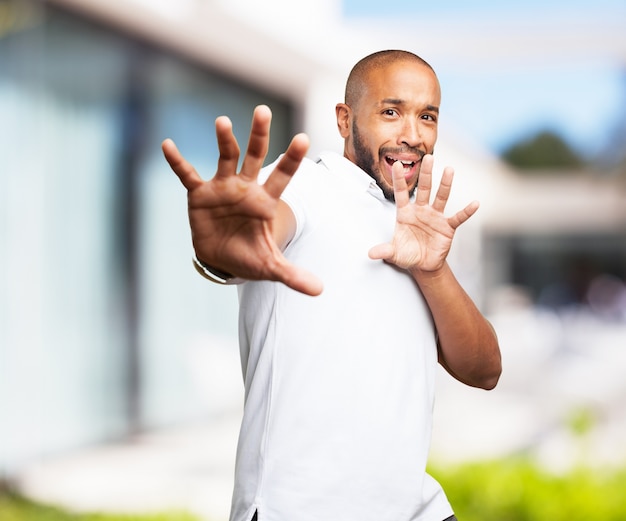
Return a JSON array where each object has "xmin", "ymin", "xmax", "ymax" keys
[{"xmin": 316, "ymin": 151, "xmax": 388, "ymax": 202}]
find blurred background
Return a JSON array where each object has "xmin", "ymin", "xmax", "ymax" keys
[{"xmin": 1, "ymin": 0, "xmax": 625, "ymax": 519}]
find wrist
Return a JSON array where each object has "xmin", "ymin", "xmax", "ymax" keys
[{"xmin": 409, "ymin": 263, "xmax": 449, "ymax": 285}]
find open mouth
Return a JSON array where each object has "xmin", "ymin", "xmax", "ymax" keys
[
  {"xmin": 385, "ymin": 156, "xmax": 417, "ymax": 169},
  {"xmin": 384, "ymin": 155, "xmax": 420, "ymax": 180}
]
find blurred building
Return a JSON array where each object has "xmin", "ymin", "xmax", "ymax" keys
[
  {"xmin": 2, "ymin": 0, "xmax": 626, "ymax": 507},
  {"xmin": 483, "ymin": 163, "xmax": 626, "ymax": 313},
  {"xmin": 0, "ymin": 0, "xmax": 318, "ymax": 476}
]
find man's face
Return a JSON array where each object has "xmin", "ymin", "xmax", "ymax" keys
[{"xmin": 338, "ymin": 61, "xmax": 441, "ymax": 201}]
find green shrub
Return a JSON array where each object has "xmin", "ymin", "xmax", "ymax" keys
[{"xmin": 430, "ymin": 458, "xmax": 626, "ymax": 521}]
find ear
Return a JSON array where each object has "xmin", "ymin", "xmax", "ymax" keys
[{"xmin": 335, "ymin": 103, "xmax": 351, "ymax": 139}]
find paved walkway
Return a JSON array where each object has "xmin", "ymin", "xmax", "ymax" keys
[{"xmin": 16, "ymin": 413, "xmax": 242, "ymax": 521}]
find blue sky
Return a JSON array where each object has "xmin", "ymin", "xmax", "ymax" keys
[
  {"xmin": 343, "ymin": 0, "xmax": 626, "ymax": 17},
  {"xmin": 342, "ymin": 0, "xmax": 626, "ymax": 158}
]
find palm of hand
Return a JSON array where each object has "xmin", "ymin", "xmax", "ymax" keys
[
  {"xmin": 390, "ymin": 203, "xmax": 456, "ymax": 272},
  {"xmin": 187, "ymin": 175, "xmax": 283, "ymax": 280}
]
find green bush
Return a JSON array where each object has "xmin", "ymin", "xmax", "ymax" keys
[
  {"xmin": 0, "ymin": 491, "xmax": 200, "ymax": 521},
  {"xmin": 430, "ymin": 458, "xmax": 626, "ymax": 521}
]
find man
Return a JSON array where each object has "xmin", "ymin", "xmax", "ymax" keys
[{"xmin": 162, "ymin": 50, "xmax": 501, "ymax": 521}]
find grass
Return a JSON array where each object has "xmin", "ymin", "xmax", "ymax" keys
[{"xmin": 0, "ymin": 489, "xmax": 200, "ymax": 521}]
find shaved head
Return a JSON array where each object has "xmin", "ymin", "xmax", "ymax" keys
[{"xmin": 345, "ymin": 50, "xmax": 435, "ymax": 108}]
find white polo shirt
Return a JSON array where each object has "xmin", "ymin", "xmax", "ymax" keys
[{"xmin": 232, "ymin": 152, "xmax": 453, "ymax": 521}]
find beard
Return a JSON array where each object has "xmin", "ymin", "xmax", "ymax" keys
[{"xmin": 351, "ymin": 121, "xmax": 425, "ymax": 203}]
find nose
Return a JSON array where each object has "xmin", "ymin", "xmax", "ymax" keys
[{"xmin": 398, "ymin": 117, "xmax": 422, "ymax": 148}]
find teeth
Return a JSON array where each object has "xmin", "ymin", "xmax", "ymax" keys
[{"xmin": 385, "ymin": 156, "xmax": 416, "ymax": 168}]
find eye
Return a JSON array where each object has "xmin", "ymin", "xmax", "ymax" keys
[
  {"xmin": 382, "ymin": 108, "xmax": 399, "ymax": 117},
  {"xmin": 421, "ymin": 113, "xmax": 438, "ymax": 123}
]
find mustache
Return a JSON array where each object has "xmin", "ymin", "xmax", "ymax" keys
[{"xmin": 379, "ymin": 147, "xmax": 426, "ymax": 159}]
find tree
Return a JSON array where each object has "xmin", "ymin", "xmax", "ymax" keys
[{"xmin": 501, "ymin": 130, "xmax": 584, "ymax": 171}]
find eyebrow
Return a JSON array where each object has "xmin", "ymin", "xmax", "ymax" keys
[{"xmin": 380, "ymin": 98, "xmax": 440, "ymax": 113}]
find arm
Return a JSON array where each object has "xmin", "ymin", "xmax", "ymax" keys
[
  {"xmin": 162, "ymin": 105, "xmax": 323, "ymax": 296},
  {"xmin": 412, "ymin": 263, "xmax": 501, "ymax": 390},
  {"xmin": 369, "ymin": 157, "xmax": 501, "ymax": 390}
]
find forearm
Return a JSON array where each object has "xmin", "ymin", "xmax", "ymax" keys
[{"xmin": 411, "ymin": 262, "xmax": 501, "ymax": 390}]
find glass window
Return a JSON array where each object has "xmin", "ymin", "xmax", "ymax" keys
[{"xmin": 0, "ymin": 1, "xmax": 295, "ymax": 471}]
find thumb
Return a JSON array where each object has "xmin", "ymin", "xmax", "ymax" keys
[
  {"xmin": 368, "ymin": 243, "xmax": 394, "ymax": 261},
  {"xmin": 278, "ymin": 264, "xmax": 324, "ymax": 296}
]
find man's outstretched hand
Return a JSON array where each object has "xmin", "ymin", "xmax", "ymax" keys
[
  {"xmin": 162, "ymin": 105, "xmax": 323, "ymax": 296},
  {"xmin": 368, "ymin": 155, "xmax": 479, "ymax": 274}
]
